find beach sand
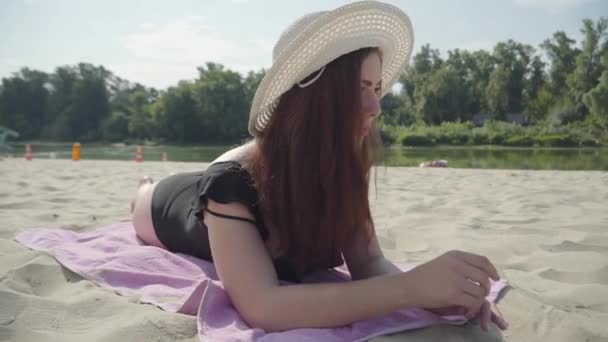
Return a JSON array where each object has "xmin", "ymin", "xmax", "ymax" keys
[{"xmin": 1, "ymin": 158, "xmax": 607, "ymax": 341}]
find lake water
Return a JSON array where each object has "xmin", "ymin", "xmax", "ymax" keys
[{"xmin": 10, "ymin": 143, "xmax": 608, "ymax": 171}]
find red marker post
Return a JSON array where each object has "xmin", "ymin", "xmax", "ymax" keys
[
  {"xmin": 25, "ymin": 144, "xmax": 33, "ymax": 161},
  {"xmin": 135, "ymin": 145, "xmax": 143, "ymax": 163}
]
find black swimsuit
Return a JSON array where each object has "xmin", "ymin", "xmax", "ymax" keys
[{"xmin": 150, "ymin": 161, "xmax": 334, "ymax": 282}]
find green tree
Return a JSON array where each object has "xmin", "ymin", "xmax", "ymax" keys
[
  {"xmin": 379, "ymin": 92, "xmax": 414, "ymax": 126},
  {"xmin": 243, "ymin": 69, "xmax": 266, "ymax": 105},
  {"xmin": 568, "ymin": 17, "xmax": 608, "ymax": 118},
  {"xmin": 153, "ymin": 82, "xmax": 201, "ymax": 143},
  {"xmin": 400, "ymin": 44, "xmax": 443, "ymax": 106},
  {"xmin": 541, "ymin": 31, "xmax": 580, "ymax": 96},
  {"xmin": 193, "ymin": 63, "xmax": 249, "ymax": 143},
  {"xmin": 489, "ymin": 40, "xmax": 534, "ymax": 115},
  {"xmin": 523, "ymin": 55, "xmax": 547, "ymax": 121},
  {"xmin": 486, "ymin": 65, "xmax": 510, "ymax": 116},
  {"xmin": 0, "ymin": 68, "xmax": 49, "ymax": 139},
  {"xmin": 127, "ymin": 87, "xmax": 154, "ymax": 140},
  {"xmin": 443, "ymin": 49, "xmax": 498, "ymax": 119},
  {"xmin": 583, "ymin": 51, "xmax": 608, "ymax": 128},
  {"xmin": 45, "ymin": 64, "xmax": 110, "ymax": 141},
  {"xmin": 414, "ymin": 65, "xmax": 468, "ymax": 124}
]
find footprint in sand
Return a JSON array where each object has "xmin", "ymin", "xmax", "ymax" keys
[
  {"xmin": 507, "ymin": 226, "xmax": 548, "ymax": 235},
  {"xmin": 491, "ymin": 217, "xmax": 541, "ymax": 225},
  {"xmin": 0, "ymin": 201, "xmax": 32, "ymax": 210},
  {"xmin": 540, "ymin": 240, "xmax": 608, "ymax": 254},
  {"xmin": 539, "ymin": 266, "xmax": 608, "ymax": 285},
  {"xmin": 15, "ymin": 192, "xmax": 33, "ymax": 198},
  {"xmin": 398, "ymin": 240, "xmax": 431, "ymax": 253},
  {"xmin": 35, "ymin": 213, "xmax": 60, "ymax": 221},
  {"xmin": 40, "ymin": 185, "xmax": 59, "ymax": 192},
  {"xmin": 46, "ymin": 197, "xmax": 71, "ymax": 204}
]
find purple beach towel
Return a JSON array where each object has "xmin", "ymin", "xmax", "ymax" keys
[{"xmin": 15, "ymin": 222, "xmax": 509, "ymax": 341}]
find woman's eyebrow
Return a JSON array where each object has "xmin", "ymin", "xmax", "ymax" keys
[{"xmin": 361, "ymin": 79, "xmax": 382, "ymax": 87}]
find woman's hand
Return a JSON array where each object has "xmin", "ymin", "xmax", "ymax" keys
[
  {"xmin": 404, "ymin": 250, "xmax": 500, "ymax": 316},
  {"xmin": 476, "ymin": 299, "xmax": 509, "ymax": 331},
  {"xmin": 428, "ymin": 300, "xmax": 509, "ymax": 331}
]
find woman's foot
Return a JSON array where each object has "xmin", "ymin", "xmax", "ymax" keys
[
  {"xmin": 131, "ymin": 176, "xmax": 154, "ymax": 213},
  {"xmin": 138, "ymin": 175, "xmax": 154, "ymax": 186}
]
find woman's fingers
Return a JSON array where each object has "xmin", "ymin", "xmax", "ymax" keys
[
  {"xmin": 449, "ymin": 250, "xmax": 500, "ymax": 281},
  {"xmin": 459, "ymin": 278, "xmax": 486, "ymax": 299},
  {"xmin": 490, "ymin": 301, "xmax": 509, "ymax": 330},
  {"xmin": 479, "ymin": 300, "xmax": 492, "ymax": 332},
  {"xmin": 455, "ymin": 291, "xmax": 484, "ymax": 314},
  {"xmin": 492, "ymin": 312, "xmax": 509, "ymax": 330},
  {"xmin": 458, "ymin": 263, "xmax": 491, "ymax": 297}
]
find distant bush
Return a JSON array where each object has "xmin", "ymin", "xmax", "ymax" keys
[
  {"xmin": 505, "ymin": 135, "xmax": 534, "ymax": 146},
  {"xmin": 435, "ymin": 122, "xmax": 473, "ymax": 145},
  {"xmin": 391, "ymin": 119, "xmax": 605, "ymax": 147},
  {"xmin": 400, "ymin": 134, "xmax": 436, "ymax": 146},
  {"xmin": 379, "ymin": 127, "xmax": 397, "ymax": 146},
  {"xmin": 534, "ymin": 134, "xmax": 577, "ymax": 147},
  {"xmin": 470, "ymin": 131, "xmax": 490, "ymax": 145},
  {"xmin": 579, "ymin": 137, "xmax": 601, "ymax": 147}
]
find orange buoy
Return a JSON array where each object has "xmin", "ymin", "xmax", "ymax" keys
[
  {"xmin": 135, "ymin": 145, "xmax": 143, "ymax": 163},
  {"xmin": 162, "ymin": 152, "xmax": 167, "ymax": 162},
  {"xmin": 72, "ymin": 142, "xmax": 81, "ymax": 161},
  {"xmin": 25, "ymin": 144, "xmax": 33, "ymax": 161}
]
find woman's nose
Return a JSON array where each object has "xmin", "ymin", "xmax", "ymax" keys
[{"xmin": 361, "ymin": 88, "xmax": 381, "ymax": 119}]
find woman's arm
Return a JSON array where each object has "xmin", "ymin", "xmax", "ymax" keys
[
  {"xmin": 205, "ymin": 200, "xmax": 418, "ymax": 331},
  {"xmin": 206, "ymin": 200, "xmax": 498, "ymax": 332}
]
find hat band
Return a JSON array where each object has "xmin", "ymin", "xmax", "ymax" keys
[{"xmin": 297, "ymin": 66, "xmax": 326, "ymax": 88}]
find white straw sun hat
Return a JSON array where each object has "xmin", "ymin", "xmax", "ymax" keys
[{"xmin": 248, "ymin": 0, "xmax": 414, "ymax": 137}]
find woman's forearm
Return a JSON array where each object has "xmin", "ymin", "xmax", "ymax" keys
[
  {"xmin": 350, "ymin": 256, "xmax": 403, "ymax": 280},
  {"xmin": 245, "ymin": 271, "xmax": 418, "ymax": 332}
]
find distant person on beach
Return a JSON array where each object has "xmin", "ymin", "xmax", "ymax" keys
[
  {"xmin": 419, "ymin": 159, "xmax": 448, "ymax": 168},
  {"xmin": 129, "ymin": 1, "xmax": 507, "ymax": 333}
]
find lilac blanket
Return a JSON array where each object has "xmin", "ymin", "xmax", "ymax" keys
[{"xmin": 15, "ymin": 222, "xmax": 508, "ymax": 341}]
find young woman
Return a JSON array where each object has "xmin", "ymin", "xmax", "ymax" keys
[{"xmin": 131, "ymin": 1, "xmax": 508, "ymax": 333}]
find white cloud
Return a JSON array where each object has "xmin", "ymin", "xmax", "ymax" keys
[
  {"xmin": 138, "ymin": 22, "xmax": 156, "ymax": 30},
  {"xmin": 123, "ymin": 17, "xmax": 239, "ymax": 65},
  {"xmin": 119, "ymin": 16, "xmax": 272, "ymax": 88},
  {"xmin": 513, "ymin": 0, "xmax": 599, "ymax": 13}
]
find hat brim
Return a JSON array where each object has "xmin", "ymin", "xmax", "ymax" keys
[{"xmin": 248, "ymin": 1, "xmax": 414, "ymax": 137}]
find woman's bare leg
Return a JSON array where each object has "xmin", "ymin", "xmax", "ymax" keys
[{"xmin": 131, "ymin": 176, "xmax": 167, "ymax": 248}]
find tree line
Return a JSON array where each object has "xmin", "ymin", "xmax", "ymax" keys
[{"xmin": 1, "ymin": 17, "xmax": 606, "ymax": 146}]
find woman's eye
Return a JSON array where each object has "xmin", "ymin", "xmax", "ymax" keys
[{"xmin": 374, "ymin": 87, "xmax": 381, "ymax": 94}]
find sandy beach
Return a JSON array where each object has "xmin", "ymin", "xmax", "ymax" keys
[{"xmin": 1, "ymin": 158, "xmax": 607, "ymax": 341}]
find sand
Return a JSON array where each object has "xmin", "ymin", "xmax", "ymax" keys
[{"xmin": 1, "ymin": 158, "xmax": 607, "ymax": 342}]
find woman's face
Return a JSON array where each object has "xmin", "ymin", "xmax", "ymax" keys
[{"xmin": 359, "ymin": 51, "xmax": 382, "ymax": 138}]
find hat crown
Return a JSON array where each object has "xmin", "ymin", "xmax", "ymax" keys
[
  {"xmin": 272, "ymin": 11, "xmax": 327, "ymax": 62},
  {"xmin": 250, "ymin": 1, "xmax": 414, "ymax": 137}
]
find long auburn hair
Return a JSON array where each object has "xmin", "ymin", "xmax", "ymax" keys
[{"xmin": 244, "ymin": 47, "xmax": 384, "ymax": 277}]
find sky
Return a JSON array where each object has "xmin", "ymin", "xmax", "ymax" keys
[{"xmin": 1, "ymin": 0, "xmax": 606, "ymax": 90}]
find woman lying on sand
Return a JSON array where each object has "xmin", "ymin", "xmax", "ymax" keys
[{"xmin": 130, "ymin": 1, "xmax": 507, "ymax": 333}]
